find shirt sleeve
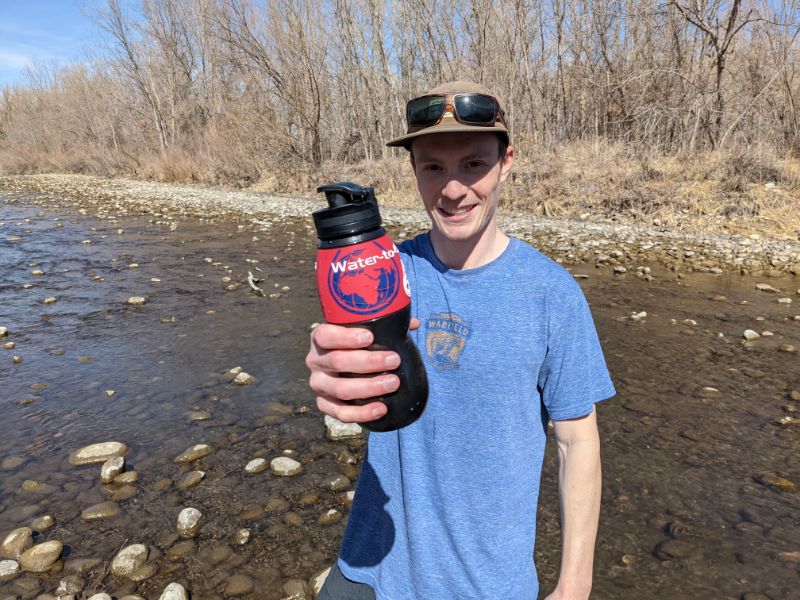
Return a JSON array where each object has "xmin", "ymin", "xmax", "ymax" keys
[{"xmin": 537, "ymin": 279, "xmax": 616, "ymax": 420}]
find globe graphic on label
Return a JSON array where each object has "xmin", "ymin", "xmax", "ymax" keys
[{"xmin": 329, "ymin": 247, "xmax": 399, "ymax": 315}]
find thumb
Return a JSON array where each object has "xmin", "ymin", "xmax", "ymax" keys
[{"xmin": 410, "ymin": 316, "xmax": 421, "ymax": 331}]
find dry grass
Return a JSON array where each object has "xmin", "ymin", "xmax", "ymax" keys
[{"xmin": 2, "ymin": 139, "xmax": 798, "ymax": 239}]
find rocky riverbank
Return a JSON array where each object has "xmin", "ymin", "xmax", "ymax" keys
[{"xmin": 1, "ymin": 173, "xmax": 799, "ymax": 278}]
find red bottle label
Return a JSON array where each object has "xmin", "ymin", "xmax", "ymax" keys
[{"xmin": 316, "ymin": 234, "xmax": 410, "ymax": 324}]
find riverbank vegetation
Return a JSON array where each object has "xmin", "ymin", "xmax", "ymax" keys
[{"xmin": 0, "ymin": 0, "xmax": 798, "ymax": 236}]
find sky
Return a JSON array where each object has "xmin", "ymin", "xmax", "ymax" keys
[{"xmin": 0, "ymin": 0, "xmax": 100, "ymax": 86}]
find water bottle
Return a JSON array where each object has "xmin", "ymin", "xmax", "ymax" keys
[{"xmin": 313, "ymin": 182, "xmax": 428, "ymax": 432}]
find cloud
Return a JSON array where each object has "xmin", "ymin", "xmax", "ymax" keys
[{"xmin": 0, "ymin": 49, "xmax": 33, "ymax": 70}]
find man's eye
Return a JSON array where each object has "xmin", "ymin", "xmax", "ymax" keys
[
  {"xmin": 423, "ymin": 164, "xmax": 441, "ymax": 171},
  {"xmin": 467, "ymin": 161, "xmax": 486, "ymax": 168}
]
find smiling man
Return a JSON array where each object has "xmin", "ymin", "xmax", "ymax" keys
[{"xmin": 307, "ymin": 81, "xmax": 616, "ymax": 600}]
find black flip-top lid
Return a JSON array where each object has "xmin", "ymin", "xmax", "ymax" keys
[{"xmin": 313, "ymin": 182, "xmax": 382, "ymax": 240}]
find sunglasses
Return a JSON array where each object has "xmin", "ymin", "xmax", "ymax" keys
[{"xmin": 406, "ymin": 93, "xmax": 505, "ymax": 128}]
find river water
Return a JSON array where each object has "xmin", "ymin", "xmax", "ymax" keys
[{"xmin": 0, "ymin": 192, "xmax": 798, "ymax": 599}]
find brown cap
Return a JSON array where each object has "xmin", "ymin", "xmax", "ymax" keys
[{"xmin": 386, "ymin": 80, "xmax": 510, "ymax": 149}]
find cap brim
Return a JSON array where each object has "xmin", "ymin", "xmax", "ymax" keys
[{"xmin": 386, "ymin": 124, "xmax": 510, "ymax": 149}]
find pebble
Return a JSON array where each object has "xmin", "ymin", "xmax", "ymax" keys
[
  {"xmin": 0, "ymin": 327, "xmax": 7, "ymax": 337},
  {"xmin": 127, "ymin": 296, "xmax": 146, "ymax": 305},
  {"xmin": 42, "ymin": 296, "xmax": 57, "ymax": 304},
  {"xmin": 177, "ymin": 507, "xmax": 202, "ymax": 537},
  {"xmin": 1, "ymin": 456, "xmax": 25, "ymax": 470},
  {"xmin": 322, "ymin": 474, "xmax": 350, "ymax": 491},
  {"xmin": 109, "ymin": 484, "xmax": 138, "ymax": 501},
  {"xmin": 630, "ymin": 311, "xmax": 647, "ymax": 321},
  {"xmin": 310, "ymin": 567, "xmax": 331, "ymax": 598},
  {"xmin": 613, "ymin": 266, "xmax": 627, "ymax": 274},
  {"xmin": 159, "ymin": 583, "xmax": 189, "ymax": 600},
  {"xmin": 176, "ymin": 470, "xmax": 205, "ymax": 490},
  {"xmin": 270, "ymin": 456, "xmax": 303, "ymax": 477},
  {"xmin": 264, "ymin": 497, "xmax": 290, "ymax": 513},
  {"xmin": 111, "ymin": 544, "xmax": 149, "ymax": 578},
  {"xmin": 69, "ymin": 441, "xmax": 128, "ymax": 466},
  {"xmin": 19, "ymin": 540, "xmax": 63, "ymax": 572},
  {"xmin": 743, "ymin": 329, "xmax": 760, "ymax": 341},
  {"xmin": 31, "ymin": 269, "xmax": 44, "ymax": 276},
  {"xmin": 234, "ymin": 529, "xmax": 251, "ymax": 545},
  {"xmin": 754, "ymin": 474, "xmax": 796, "ymax": 491},
  {"xmin": 343, "ymin": 490, "xmax": 355, "ymax": 508},
  {"xmin": 173, "ymin": 443, "xmax": 213, "ymax": 463},
  {"xmin": 186, "ymin": 409, "xmax": 211, "ymax": 421},
  {"xmin": 101, "ymin": 457, "xmax": 125, "ymax": 483},
  {"xmin": 223, "ymin": 574, "xmax": 254, "ymax": 596},
  {"xmin": 233, "ymin": 372, "xmax": 255, "ymax": 385},
  {"xmin": 104, "ymin": 389, "xmax": 116, "ymax": 397},
  {"xmin": 778, "ymin": 297, "xmax": 792, "ymax": 304},
  {"xmin": 324, "ymin": 415, "xmax": 363, "ymax": 441},
  {"xmin": 779, "ymin": 344, "xmax": 797, "ymax": 353},
  {"xmin": 282, "ymin": 578, "xmax": 308, "ymax": 599},
  {"xmin": 2, "ymin": 341, "xmax": 14, "ymax": 349},
  {"xmin": 30, "ymin": 515, "xmax": 54, "ymax": 532},
  {"xmin": 56, "ymin": 575, "xmax": 85, "ymax": 596},
  {"xmin": 1, "ymin": 528, "xmax": 33, "ymax": 559},
  {"xmin": 319, "ymin": 509, "xmax": 341, "ymax": 525},
  {"xmin": 81, "ymin": 501, "xmax": 120, "ymax": 521},
  {"xmin": 755, "ymin": 283, "xmax": 779, "ymax": 293},
  {"xmin": 653, "ymin": 538, "xmax": 694, "ymax": 560},
  {"xmin": 87, "ymin": 595, "xmax": 113, "ymax": 600},
  {"xmin": 244, "ymin": 458, "xmax": 269, "ymax": 474},
  {"xmin": 11, "ymin": 355, "xmax": 22, "ymax": 364},
  {"xmin": 115, "ymin": 471, "xmax": 140, "ymax": 484},
  {"xmin": 0, "ymin": 559, "xmax": 19, "ymax": 582}
]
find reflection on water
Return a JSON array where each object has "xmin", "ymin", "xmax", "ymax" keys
[{"xmin": 1, "ymin": 194, "xmax": 798, "ymax": 599}]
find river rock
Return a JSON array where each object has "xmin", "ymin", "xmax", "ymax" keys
[
  {"xmin": 42, "ymin": 296, "xmax": 57, "ymax": 304},
  {"xmin": 244, "ymin": 458, "xmax": 268, "ymax": 474},
  {"xmin": 176, "ymin": 470, "xmax": 205, "ymax": 490},
  {"xmin": 87, "ymin": 595, "xmax": 113, "ymax": 600},
  {"xmin": 127, "ymin": 296, "xmax": 146, "ymax": 305},
  {"xmin": 0, "ymin": 559, "xmax": 19, "ymax": 582},
  {"xmin": 30, "ymin": 515, "xmax": 54, "ymax": 532},
  {"xmin": 654, "ymin": 538, "xmax": 694, "ymax": 560},
  {"xmin": 19, "ymin": 540, "xmax": 63, "ymax": 572},
  {"xmin": 755, "ymin": 283, "xmax": 779, "ymax": 293},
  {"xmin": 81, "ymin": 501, "xmax": 120, "ymax": 521},
  {"xmin": 779, "ymin": 344, "xmax": 797, "ymax": 353},
  {"xmin": 743, "ymin": 330, "xmax": 760, "ymax": 341},
  {"xmin": 115, "ymin": 471, "xmax": 140, "ymax": 484},
  {"xmin": 264, "ymin": 497, "xmax": 290, "ymax": 512},
  {"xmin": 111, "ymin": 544, "xmax": 149, "ymax": 578},
  {"xmin": 755, "ymin": 474, "xmax": 796, "ymax": 491},
  {"xmin": 309, "ymin": 566, "xmax": 330, "ymax": 598},
  {"xmin": 318, "ymin": 509, "xmax": 341, "ymax": 525},
  {"xmin": 177, "ymin": 507, "xmax": 202, "ymax": 537},
  {"xmin": 324, "ymin": 415, "xmax": 362, "ymax": 441},
  {"xmin": 101, "ymin": 457, "xmax": 125, "ymax": 483},
  {"xmin": 778, "ymin": 297, "xmax": 793, "ymax": 304},
  {"xmin": 322, "ymin": 474, "xmax": 350, "ymax": 491},
  {"xmin": 0, "ymin": 327, "xmax": 7, "ymax": 337},
  {"xmin": 282, "ymin": 578, "xmax": 308, "ymax": 599},
  {"xmin": 55, "ymin": 574, "xmax": 85, "ymax": 595},
  {"xmin": 223, "ymin": 574, "xmax": 254, "ymax": 596},
  {"xmin": 3, "ymin": 341, "xmax": 15, "ymax": 350},
  {"xmin": 1, "ymin": 456, "xmax": 25, "ymax": 470},
  {"xmin": 69, "ymin": 441, "xmax": 128, "ymax": 466},
  {"xmin": 159, "ymin": 583, "xmax": 189, "ymax": 600},
  {"xmin": 173, "ymin": 444, "xmax": 213, "ymax": 463},
  {"xmin": 234, "ymin": 529, "xmax": 251, "ymax": 545},
  {"xmin": 1, "ymin": 527, "xmax": 33, "ymax": 559},
  {"xmin": 271, "ymin": 457, "xmax": 302, "ymax": 477},
  {"xmin": 233, "ymin": 372, "xmax": 255, "ymax": 385}
]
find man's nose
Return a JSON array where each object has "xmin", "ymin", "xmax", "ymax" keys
[{"xmin": 441, "ymin": 176, "xmax": 468, "ymax": 200}]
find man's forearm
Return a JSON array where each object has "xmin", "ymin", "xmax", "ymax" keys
[{"xmin": 551, "ymin": 414, "xmax": 602, "ymax": 599}]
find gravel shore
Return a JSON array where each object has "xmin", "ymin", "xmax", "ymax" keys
[{"xmin": 1, "ymin": 173, "xmax": 799, "ymax": 277}]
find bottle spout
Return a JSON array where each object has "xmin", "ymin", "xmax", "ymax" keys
[{"xmin": 316, "ymin": 182, "xmax": 375, "ymax": 208}]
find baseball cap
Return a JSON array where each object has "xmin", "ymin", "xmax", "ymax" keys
[{"xmin": 386, "ymin": 80, "xmax": 510, "ymax": 149}]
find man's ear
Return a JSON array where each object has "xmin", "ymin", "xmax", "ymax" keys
[
  {"xmin": 408, "ymin": 149, "xmax": 416, "ymax": 171},
  {"xmin": 499, "ymin": 145, "xmax": 514, "ymax": 183}
]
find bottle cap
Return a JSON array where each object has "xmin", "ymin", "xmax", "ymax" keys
[{"xmin": 313, "ymin": 182, "xmax": 382, "ymax": 240}]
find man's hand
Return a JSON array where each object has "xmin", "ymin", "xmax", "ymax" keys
[{"xmin": 305, "ymin": 319, "xmax": 420, "ymax": 423}]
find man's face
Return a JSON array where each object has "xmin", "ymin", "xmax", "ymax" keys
[{"xmin": 410, "ymin": 132, "xmax": 513, "ymax": 247}]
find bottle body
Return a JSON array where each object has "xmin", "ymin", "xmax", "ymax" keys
[{"xmin": 315, "ymin": 232, "xmax": 428, "ymax": 432}]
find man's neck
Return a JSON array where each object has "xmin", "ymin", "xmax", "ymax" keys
[{"xmin": 429, "ymin": 226, "xmax": 510, "ymax": 270}]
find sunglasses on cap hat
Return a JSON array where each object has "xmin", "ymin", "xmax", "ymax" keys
[{"xmin": 406, "ymin": 93, "xmax": 506, "ymax": 128}]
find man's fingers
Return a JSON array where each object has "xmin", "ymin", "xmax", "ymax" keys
[
  {"xmin": 309, "ymin": 370, "xmax": 399, "ymax": 401},
  {"xmin": 313, "ymin": 323, "xmax": 373, "ymax": 350},
  {"xmin": 410, "ymin": 316, "xmax": 421, "ymax": 331},
  {"xmin": 317, "ymin": 395, "xmax": 388, "ymax": 423},
  {"xmin": 317, "ymin": 348, "xmax": 400, "ymax": 374}
]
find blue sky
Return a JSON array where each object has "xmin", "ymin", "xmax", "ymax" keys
[{"xmin": 0, "ymin": 0, "xmax": 100, "ymax": 86}]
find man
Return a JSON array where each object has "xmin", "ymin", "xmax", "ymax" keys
[{"xmin": 307, "ymin": 81, "xmax": 615, "ymax": 599}]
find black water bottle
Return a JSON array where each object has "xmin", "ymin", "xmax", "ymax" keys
[{"xmin": 313, "ymin": 182, "xmax": 428, "ymax": 432}]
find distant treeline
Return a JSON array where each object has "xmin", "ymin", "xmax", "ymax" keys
[{"xmin": 1, "ymin": 0, "xmax": 799, "ymax": 184}]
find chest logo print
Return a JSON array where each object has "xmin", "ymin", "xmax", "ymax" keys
[{"xmin": 425, "ymin": 312, "xmax": 472, "ymax": 371}]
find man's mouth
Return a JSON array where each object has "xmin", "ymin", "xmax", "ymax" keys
[{"xmin": 438, "ymin": 205, "xmax": 475, "ymax": 217}]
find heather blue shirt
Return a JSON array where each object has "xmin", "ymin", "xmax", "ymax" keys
[{"xmin": 339, "ymin": 233, "xmax": 615, "ymax": 599}]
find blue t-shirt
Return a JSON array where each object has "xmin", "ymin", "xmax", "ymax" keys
[{"xmin": 339, "ymin": 233, "xmax": 615, "ymax": 599}]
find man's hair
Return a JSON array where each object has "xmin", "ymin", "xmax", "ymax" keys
[{"xmin": 409, "ymin": 133, "xmax": 509, "ymax": 169}]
